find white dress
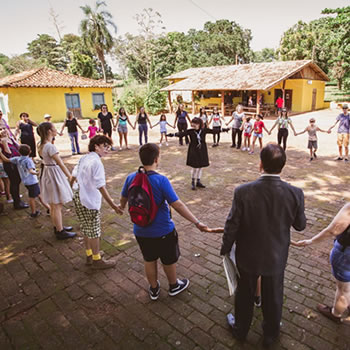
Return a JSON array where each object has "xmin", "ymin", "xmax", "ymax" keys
[{"xmin": 40, "ymin": 143, "xmax": 73, "ymax": 204}]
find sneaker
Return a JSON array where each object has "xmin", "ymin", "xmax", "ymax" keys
[
  {"xmin": 30, "ymin": 210, "xmax": 40, "ymax": 218},
  {"xmin": 119, "ymin": 147, "xmax": 122, "ymax": 151},
  {"xmin": 247, "ymin": 147, "xmax": 250, "ymax": 152},
  {"xmin": 86, "ymin": 251, "xmax": 105, "ymax": 265},
  {"xmin": 111, "ymin": 147, "xmax": 117, "ymax": 151},
  {"xmin": 230, "ymin": 144, "xmax": 236, "ymax": 148},
  {"xmin": 91, "ymin": 258, "xmax": 116, "ymax": 270},
  {"xmin": 313, "ymin": 152, "xmax": 317, "ymax": 159},
  {"xmin": 165, "ymin": 142, "xmax": 169, "ymax": 146},
  {"xmin": 254, "ymin": 296, "xmax": 262, "ymax": 307},
  {"xmin": 159, "ymin": 143, "xmax": 162, "ymax": 147},
  {"xmin": 169, "ymin": 278, "xmax": 189, "ymax": 296},
  {"xmin": 310, "ymin": 157, "xmax": 313, "ymax": 161},
  {"xmin": 248, "ymin": 151, "xmax": 254, "ymax": 155},
  {"xmin": 7, "ymin": 199, "xmax": 14, "ymax": 204},
  {"xmin": 72, "ymin": 152, "xmax": 77, "ymax": 155},
  {"xmin": 212, "ymin": 144, "xmax": 217, "ymax": 147},
  {"xmin": 149, "ymin": 280, "xmax": 160, "ymax": 300},
  {"xmin": 336, "ymin": 157, "xmax": 343, "ymax": 161},
  {"xmin": 242, "ymin": 147, "xmax": 246, "ymax": 151},
  {"xmin": 345, "ymin": 158, "xmax": 349, "ymax": 162}
]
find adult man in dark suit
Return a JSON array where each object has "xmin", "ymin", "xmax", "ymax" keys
[{"xmin": 221, "ymin": 143, "xmax": 306, "ymax": 347}]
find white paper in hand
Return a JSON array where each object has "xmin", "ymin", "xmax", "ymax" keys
[{"xmin": 223, "ymin": 243, "xmax": 240, "ymax": 296}]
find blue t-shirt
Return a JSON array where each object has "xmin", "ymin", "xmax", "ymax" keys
[
  {"xmin": 10, "ymin": 156, "xmax": 38, "ymax": 186},
  {"xmin": 178, "ymin": 111, "xmax": 188, "ymax": 123},
  {"xmin": 337, "ymin": 113, "xmax": 350, "ymax": 134},
  {"xmin": 121, "ymin": 172, "xmax": 179, "ymax": 237}
]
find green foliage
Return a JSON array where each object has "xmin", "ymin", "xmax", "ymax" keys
[
  {"xmin": 27, "ymin": 34, "xmax": 66, "ymax": 70},
  {"xmin": 118, "ymin": 80, "xmax": 147, "ymax": 114},
  {"xmin": 68, "ymin": 51, "xmax": 98, "ymax": 78},
  {"xmin": 2, "ymin": 54, "xmax": 43, "ymax": 75},
  {"xmin": 80, "ymin": 1, "xmax": 117, "ymax": 81},
  {"xmin": 252, "ymin": 48, "xmax": 276, "ymax": 63}
]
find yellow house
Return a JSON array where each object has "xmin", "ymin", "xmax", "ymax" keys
[
  {"xmin": 161, "ymin": 60, "xmax": 329, "ymax": 116},
  {"xmin": 0, "ymin": 68, "xmax": 114, "ymax": 126}
]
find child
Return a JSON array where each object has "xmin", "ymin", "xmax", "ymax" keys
[
  {"xmin": 119, "ymin": 143, "xmax": 208, "ymax": 300},
  {"xmin": 0, "ymin": 144, "xmax": 49, "ymax": 217},
  {"xmin": 209, "ymin": 107, "xmax": 226, "ymax": 147},
  {"xmin": 0, "ymin": 162, "xmax": 11, "ymax": 203},
  {"xmin": 168, "ymin": 118, "xmax": 229, "ymax": 190},
  {"xmin": 296, "ymin": 118, "xmax": 330, "ymax": 161},
  {"xmin": 38, "ymin": 122, "xmax": 76, "ymax": 239},
  {"xmin": 152, "ymin": 114, "xmax": 173, "ymax": 147},
  {"xmin": 71, "ymin": 135, "xmax": 122, "ymax": 269},
  {"xmin": 249, "ymin": 115, "xmax": 270, "ymax": 154},
  {"xmin": 242, "ymin": 117, "xmax": 253, "ymax": 151},
  {"xmin": 87, "ymin": 119, "xmax": 99, "ymax": 139}
]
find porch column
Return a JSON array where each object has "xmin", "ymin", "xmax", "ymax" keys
[
  {"xmin": 221, "ymin": 91, "xmax": 225, "ymax": 116},
  {"xmin": 256, "ymin": 90, "xmax": 261, "ymax": 115},
  {"xmin": 191, "ymin": 91, "xmax": 195, "ymax": 115},
  {"xmin": 167, "ymin": 91, "xmax": 172, "ymax": 113},
  {"xmin": 282, "ymin": 80, "xmax": 286, "ymax": 108}
]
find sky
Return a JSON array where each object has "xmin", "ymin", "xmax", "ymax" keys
[{"xmin": 2, "ymin": 0, "xmax": 349, "ymax": 70}]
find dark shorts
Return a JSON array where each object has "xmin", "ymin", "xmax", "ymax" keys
[
  {"xmin": 308, "ymin": 140, "xmax": 318, "ymax": 149},
  {"xmin": 330, "ymin": 240, "xmax": 350, "ymax": 282},
  {"xmin": 103, "ymin": 128, "xmax": 112, "ymax": 137},
  {"xmin": 25, "ymin": 183, "xmax": 40, "ymax": 198},
  {"xmin": 135, "ymin": 229, "xmax": 180, "ymax": 265}
]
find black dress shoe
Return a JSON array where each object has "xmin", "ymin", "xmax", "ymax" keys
[
  {"xmin": 14, "ymin": 201, "xmax": 29, "ymax": 210},
  {"xmin": 262, "ymin": 336, "xmax": 278, "ymax": 348},
  {"xmin": 55, "ymin": 229, "xmax": 76, "ymax": 240},
  {"xmin": 226, "ymin": 313, "xmax": 246, "ymax": 341},
  {"xmin": 196, "ymin": 180, "xmax": 206, "ymax": 188}
]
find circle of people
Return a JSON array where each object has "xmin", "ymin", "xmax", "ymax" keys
[{"xmin": 0, "ymin": 102, "xmax": 349, "ymax": 346}]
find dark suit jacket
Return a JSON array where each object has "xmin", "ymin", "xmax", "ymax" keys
[{"xmin": 221, "ymin": 175, "xmax": 306, "ymax": 276}]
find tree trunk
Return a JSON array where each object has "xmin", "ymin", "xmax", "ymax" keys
[
  {"xmin": 337, "ymin": 78, "xmax": 342, "ymax": 91},
  {"xmin": 97, "ymin": 50, "xmax": 107, "ymax": 82}
]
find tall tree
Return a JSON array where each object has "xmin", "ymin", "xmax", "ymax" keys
[
  {"xmin": 80, "ymin": 1, "xmax": 117, "ymax": 81},
  {"xmin": 252, "ymin": 48, "xmax": 276, "ymax": 63},
  {"xmin": 27, "ymin": 34, "xmax": 66, "ymax": 70}
]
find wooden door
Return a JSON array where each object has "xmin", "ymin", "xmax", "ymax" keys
[
  {"xmin": 285, "ymin": 90, "xmax": 292, "ymax": 111},
  {"xmin": 65, "ymin": 94, "xmax": 82, "ymax": 119},
  {"xmin": 311, "ymin": 89, "xmax": 317, "ymax": 110}
]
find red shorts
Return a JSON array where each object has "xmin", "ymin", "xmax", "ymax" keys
[{"xmin": 244, "ymin": 133, "xmax": 251, "ymax": 138}]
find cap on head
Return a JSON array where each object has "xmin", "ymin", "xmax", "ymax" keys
[
  {"xmin": 44, "ymin": 114, "xmax": 51, "ymax": 119},
  {"xmin": 309, "ymin": 118, "xmax": 315, "ymax": 122},
  {"xmin": 343, "ymin": 103, "xmax": 348, "ymax": 110}
]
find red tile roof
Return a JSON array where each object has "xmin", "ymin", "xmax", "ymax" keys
[{"xmin": 0, "ymin": 68, "xmax": 113, "ymax": 88}]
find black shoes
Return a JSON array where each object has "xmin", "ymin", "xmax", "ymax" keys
[
  {"xmin": 168, "ymin": 278, "xmax": 189, "ymax": 296},
  {"xmin": 54, "ymin": 227, "xmax": 76, "ymax": 240},
  {"xmin": 196, "ymin": 180, "xmax": 206, "ymax": 188},
  {"xmin": 149, "ymin": 280, "xmax": 160, "ymax": 300},
  {"xmin": 226, "ymin": 313, "xmax": 246, "ymax": 342},
  {"xmin": 14, "ymin": 201, "xmax": 29, "ymax": 210},
  {"xmin": 191, "ymin": 179, "xmax": 196, "ymax": 190},
  {"xmin": 254, "ymin": 296, "xmax": 262, "ymax": 307},
  {"xmin": 30, "ymin": 211, "xmax": 40, "ymax": 218}
]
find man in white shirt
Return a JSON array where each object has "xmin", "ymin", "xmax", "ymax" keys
[{"xmin": 71, "ymin": 135, "xmax": 122, "ymax": 269}]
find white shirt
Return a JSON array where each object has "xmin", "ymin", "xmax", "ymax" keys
[{"xmin": 72, "ymin": 152, "xmax": 106, "ymax": 210}]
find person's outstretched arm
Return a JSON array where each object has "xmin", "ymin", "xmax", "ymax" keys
[
  {"xmin": 170, "ymin": 199, "xmax": 208, "ymax": 231},
  {"xmin": 59, "ymin": 120, "xmax": 66, "ymax": 136},
  {"xmin": 294, "ymin": 203, "xmax": 350, "ymax": 247},
  {"xmin": 328, "ymin": 119, "xmax": 339, "ymax": 132},
  {"xmin": 291, "ymin": 189, "xmax": 307, "ymax": 232},
  {"xmin": 99, "ymin": 186, "xmax": 123, "ymax": 215},
  {"xmin": 269, "ymin": 120, "xmax": 278, "ymax": 134}
]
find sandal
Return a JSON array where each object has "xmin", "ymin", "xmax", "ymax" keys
[{"xmin": 317, "ymin": 304, "xmax": 341, "ymax": 324}]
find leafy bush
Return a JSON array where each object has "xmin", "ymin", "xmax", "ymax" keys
[{"xmin": 118, "ymin": 80, "xmax": 147, "ymax": 114}]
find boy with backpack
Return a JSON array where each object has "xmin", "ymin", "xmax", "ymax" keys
[
  {"xmin": 118, "ymin": 143, "xmax": 208, "ymax": 300},
  {"xmin": 70, "ymin": 135, "xmax": 123, "ymax": 269}
]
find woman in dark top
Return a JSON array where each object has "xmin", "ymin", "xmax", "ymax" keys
[
  {"xmin": 0, "ymin": 126, "xmax": 28, "ymax": 209},
  {"xmin": 169, "ymin": 117, "xmax": 227, "ymax": 190},
  {"xmin": 59, "ymin": 111, "xmax": 84, "ymax": 155},
  {"xmin": 15, "ymin": 112, "xmax": 38, "ymax": 158},
  {"xmin": 173, "ymin": 104, "xmax": 191, "ymax": 145},
  {"xmin": 294, "ymin": 203, "xmax": 350, "ymax": 325},
  {"xmin": 134, "ymin": 107, "xmax": 152, "ymax": 146},
  {"xmin": 97, "ymin": 104, "xmax": 115, "ymax": 137}
]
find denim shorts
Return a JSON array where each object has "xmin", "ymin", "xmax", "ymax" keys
[
  {"xmin": 330, "ymin": 240, "xmax": 350, "ymax": 282},
  {"xmin": 253, "ymin": 132, "xmax": 263, "ymax": 138}
]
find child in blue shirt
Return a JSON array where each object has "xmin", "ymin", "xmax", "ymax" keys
[
  {"xmin": 152, "ymin": 114, "xmax": 174, "ymax": 147},
  {"xmin": 119, "ymin": 143, "xmax": 208, "ymax": 300},
  {"xmin": 0, "ymin": 144, "xmax": 49, "ymax": 217}
]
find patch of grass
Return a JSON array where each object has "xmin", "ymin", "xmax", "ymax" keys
[{"xmin": 324, "ymin": 85, "xmax": 350, "ymax": 102}]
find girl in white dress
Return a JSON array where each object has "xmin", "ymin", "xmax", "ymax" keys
[{"xmin": 37, "ymin": 122, "xmax": 76, "ymax": 240}]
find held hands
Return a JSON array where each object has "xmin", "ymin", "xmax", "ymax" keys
[
  {"xmin": 291, "ymin": 239, "xmax": 313, "ymax": 247},
  {"xmin": 327, "ymin": 129, "xmax": 331, "ymax": 134},
  {"xmin": 195, "ymin": 222, "xmax": 209, "ymax": 232},
  {"xmin": 112, "ymin": 203, "xmax": 123, "ymax": 215}
]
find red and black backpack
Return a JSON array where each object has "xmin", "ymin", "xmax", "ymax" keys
[{"xmin": 127, "ymin": 166, "xmax": 159, "ymax": 227}]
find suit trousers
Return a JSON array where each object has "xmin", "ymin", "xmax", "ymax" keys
[{"xmin": 234, "ymin": 267, "xmax": 284, "ymax": 339}]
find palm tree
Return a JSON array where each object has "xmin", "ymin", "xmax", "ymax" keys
[{"xmin": 80, "ymin": 1, "xmax": 117, "ymax": 81}]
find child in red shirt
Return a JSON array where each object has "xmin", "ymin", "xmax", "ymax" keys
[{"xmin": 249, "ymin": 115, "xmax": 270, "ymax": 154}]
